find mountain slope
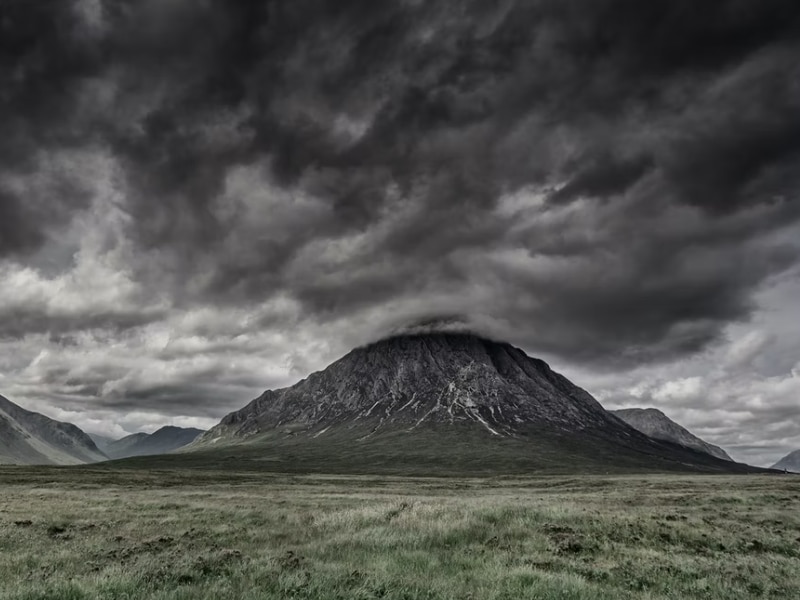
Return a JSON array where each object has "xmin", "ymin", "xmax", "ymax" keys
[
  {"xmin": 102, "ymin": 427, "xmax": 204, "ymax": 459},
  {"xmin": 184, "ymin": 333, "xmax": 755, "ymax": 475},
  {"xmin": 88, "ymin": 434, "xmax": 116, "ymax": 452},
  {"xmin": 0, "ymin": 394, "xmax": 107, "ymax": 465},
  {"xmin": 771, "ymin": 450, "xmax": 800, "ymax": 473},
  {"xmin": 611, "ymin": 408, "xmax": 732, "ymax": 461}
]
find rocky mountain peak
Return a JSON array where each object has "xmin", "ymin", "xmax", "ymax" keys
[
  {"xmin": 186, "ymin": 333, "xmax": 759, "ymax": 474},
  {"xmin": 201, "ymin": 332, "xmax": 625, "ymax": 443}
]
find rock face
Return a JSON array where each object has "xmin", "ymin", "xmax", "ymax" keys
[
  {"xmin": 612, "ymin": 408, "xmax": 732, "ymax": 461},
  {"xmin": 771, "ymin": 450, "xmax": 800, "ymax": 473},
  {"xmin": 98, "ymin": 427, "xmax": 205, "ymax": 459},
  {"xmin": 199, "ymin": 333, "xmax": 624, "ymax": 443},
  {"xmin": 0, "ymin": 394, "xmax": 107, "ymax": 465}
]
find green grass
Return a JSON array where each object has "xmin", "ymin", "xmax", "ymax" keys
[{"xmin": 0, "ymin": 468, "xmax": 798, "ymax": 599}]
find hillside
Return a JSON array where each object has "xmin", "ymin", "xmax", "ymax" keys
[
  {"xmin": 771, "ymin": 450, "xmax": 800, "ymax": 473},
  {"xmin": 611, "ymin": 408, "xmax": 732, "ymax": 461},
  {"xmin": 0, "ymin": 394, "xmax": 106, "ymax": 465}
]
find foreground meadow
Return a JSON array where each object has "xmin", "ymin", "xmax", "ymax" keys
[{"xmin": 0, "ymin": 468, "xmax": 798, "ymax": 600}]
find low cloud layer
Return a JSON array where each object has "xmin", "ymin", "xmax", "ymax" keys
[{"xmin": 1, "ymin": 1, "xmax": 799, "ymax": 464}]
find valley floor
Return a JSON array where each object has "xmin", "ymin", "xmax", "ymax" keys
[{"xmin": 0, "ymin": 468, "xmax": 798, "ymax": 600}]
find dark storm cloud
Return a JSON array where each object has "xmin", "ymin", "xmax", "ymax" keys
[
  {"xmin": 0, "ymin": 306, "xmax": 165, "ymax": 340},
  {"xmin": 30, "ymin": 348, "xmax": 282, "ymax": 418},
  {"xmin": 3, "ymin": 0, "xmax": 800, "ymax": 365},
  {"xmin": 0, "ymin": 0, "xmax": 103, "ymax": 256}
]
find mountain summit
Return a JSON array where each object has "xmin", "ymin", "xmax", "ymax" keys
[
  {"xmin": 201, "ymin": 333, "xmax": 616, "ymax": 441},
  {"xmin": 191, "ymin": 333, "xmax": 755, "ymax": 474}
]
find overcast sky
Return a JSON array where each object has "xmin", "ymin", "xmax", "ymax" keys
[{"xmin": 1, "ymin": 0, "xmax": 799, "ymax": 466}]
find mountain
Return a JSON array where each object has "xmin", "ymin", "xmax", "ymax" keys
[
  {"xmin": 771, "ymin": 450, "xmax": 800, "ymax": 473},
  {"xmin": 98, "ymin": 433, "xmax": 149, "ymax": 459},
  {"xmin": 611, "ymin": 408, "xmax": 733, "ymax": 461},
  {"xmin": 88, "ymin": 433, "xmax": 115, "ymax": 451},
  {"xmin": 181, "ymin": 333, "xmax": 756, "ymax": 475},
  {"xmin": 100, "ymin": 427, "xmax": 204, "ymax": 459},
  {"xmin": 0, "ymin": 394, "xmax": 107, "ymax": 465}
]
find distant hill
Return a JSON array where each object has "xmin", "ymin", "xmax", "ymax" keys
[
  {"xmin": 180, "ymin": 333, "xmax": 756, "ymax": 475},
  {"xmin": 611, "ymin": 408, "xmax": 732, "ymax": 461},
  {"xmin": 88, "ymin": 433, "xmax": 115, "ymax": 449},
  {"xmin": 92, "ymin": 432, "xmax": 148, "ymax": 459},
  {"xmin": 97, "ymin": 427, "xmax": 204, "ymax": 459},
  {"xmin": 0, "ymin": 394, "xmax": 107, "ymax": 465},
  {"xmin": 771, "ymin": 450, "xmax": 800, "ymax": 473}
]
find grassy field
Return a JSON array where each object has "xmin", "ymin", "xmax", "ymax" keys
[{"xmin": 0, "ymin": 468, "xmax": 798, "ymax": 599}]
